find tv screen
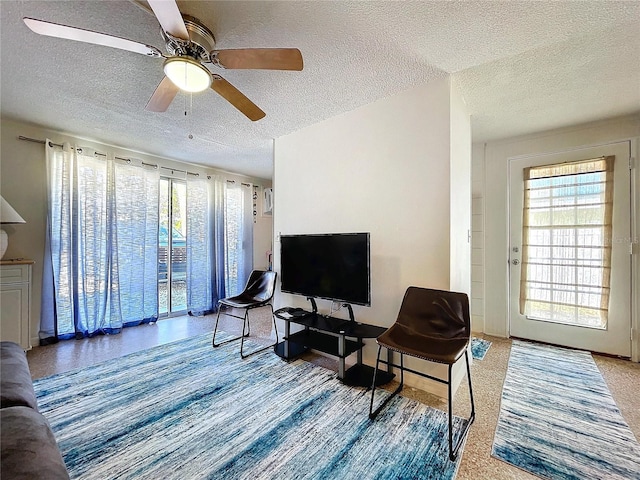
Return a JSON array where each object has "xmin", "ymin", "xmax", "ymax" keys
[{"xmin": 280, "ymin": 232, "xmax": 370, "ymax": 306}]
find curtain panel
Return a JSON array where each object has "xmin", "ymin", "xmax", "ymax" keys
[
  {"xmin": 186, "ymin": 175, "xmax": 213, "ymax": 315},
  {"xmin": 40, "ymin": 141, "xmax": 256, "ymax": 341},
  {"xmin": 223, "ymin": 181, "xmax": 254, "ymax": 296},
  {"xmin": 40, "ymin": 142, "xmax": 159, "ymax": 342},
  {"xmin": 186, "ymin": 175, "xmax": 238, "ymax": 315},
  {"xmin": 113, "ymin": 161, "xmax": 160, "ymax": 325}
]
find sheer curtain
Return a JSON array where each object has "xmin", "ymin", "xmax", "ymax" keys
[
  {"xmin": 113, "ymin": 161, "xmax": 159, "ymax": 325},
  {"xmin": 40, "ymin": 141, "xmax": 256, "ymax": 339},
  {"xmin": 40, "ymin": 142, "xmax": 159, "ymax": 341},
  {"xmin": 186, "ymin": 175, "xmax": 213, "ymax": 314},
  {"xmin": 186, "ymin": 176, "xmax": 249, "ymax": 313},
  {"xmin": 224, "ymin": 181, "xmax": 253, "ymax": 296},
  {"xmin": 211, "ymin": 175, "xmax": 227, "ymax": 305}
]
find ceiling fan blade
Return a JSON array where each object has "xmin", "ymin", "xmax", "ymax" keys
[
  {"xmin": 145, "ymin": 76, "xmax": 179, "ymax": 112},
  {"xmin": 23, "ymin": 17, "xmax": 162, "ymax": 57},
  {"xmin": 147, "ymin": 0, "xmax": 189, "ymax": 41},
  {"xmin": 212, "ymin": 48, "xmax": 303, "ymax": 71},
  {"xmin": 210, "ymin": 76, "xmax": 266, "ymax": 121}
]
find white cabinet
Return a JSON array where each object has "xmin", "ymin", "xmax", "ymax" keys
[{"xmin": 0, "ymin": 260, "xmax": 33, "ymax": 350}]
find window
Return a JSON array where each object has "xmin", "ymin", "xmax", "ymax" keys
[
  {"xmin": 520, "ymin": 157, "xmax": 614, "ymax": 328},
  {"xmin": 159, "ymin": 178, "xmax": 187, "ymax": 315}
]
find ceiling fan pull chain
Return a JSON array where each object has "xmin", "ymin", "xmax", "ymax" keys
[{"xmin": 187, "ymin": 92, "xmax": 194, "ymax": 140}]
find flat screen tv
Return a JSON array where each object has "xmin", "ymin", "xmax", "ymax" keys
[{"xmin": 280, "ymin": 232, "xmax": 370, "ymax": 306}]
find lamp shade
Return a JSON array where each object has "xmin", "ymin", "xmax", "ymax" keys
[
  {"xmin": 0, "ymin": 196, "xmax": 25, "ymax": 259},
  {"xmin": 163, "ymin": 57, "xmax": 212, "ymax": 93},
  {"xmin": 0, "ymin": 196, "xmax": 26, "ymax": 224}
]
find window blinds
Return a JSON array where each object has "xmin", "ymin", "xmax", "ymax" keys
[{"xmin": 520, "ymin": 156, "xmax": 614, "ymax": 328}]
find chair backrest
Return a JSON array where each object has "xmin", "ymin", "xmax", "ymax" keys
[
  {"xmin": 396, "ymin": 286, "xmax": 470, "ymax": 340},
  {"xmin": 243, "ymin": 270, "xmax": 277, "ymax": 303}
]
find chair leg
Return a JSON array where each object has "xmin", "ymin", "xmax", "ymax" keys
[
  {"xmin": 240, "ymin": 309, "xmax": 251, "ymax": 357},
  {"xmin": 240, "ymin": 304, "xmax": 279, "ymax": 359},
  {"xmin": 369, "ymin": 348, "xmax": 404, "ymax": 419},
  {"xmin": 466, "ymin": 349, "xmax": 476, "ymax": 421},
  {"xmin": 369, "ymin": 345, "xmax": 383, "ymax": 417},
  {"xmin": 212, "ymin": 305, "xmax": 246, "ymax": 348},
  {"xmin": 448, "ymin": 364, "xmax": 455, "ymax": 460},
  {"xmin": 447, "ymin": 349, "xmax": 475, "ymax": 461},
  {"xmin": 212, "ymin": 306, "xmax": 224, "ymax": 347},
  {"xmin": 243, "ymin": 313, "xmax": 251, "ymax": 337}
]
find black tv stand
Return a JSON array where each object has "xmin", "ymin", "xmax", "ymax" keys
[
  {"xmin": 273, "ymin": 306, "xmax": 394, "ymax": 388},
  {"xmin": 306, "ymin": 296, "xmax": 318, "ymax": 313},
  {"xmin": 343, "ymin": 303, "xmax": 355, "ymax": 323}
]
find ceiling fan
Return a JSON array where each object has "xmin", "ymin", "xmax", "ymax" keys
[{"xmin": 22, "ymin": 0, "xmax": 303, "ymax": 121}]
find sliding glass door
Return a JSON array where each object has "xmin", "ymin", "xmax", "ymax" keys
[{"xmin": 159, "ymin": 178, "xmax": 187, "ymax": 316}]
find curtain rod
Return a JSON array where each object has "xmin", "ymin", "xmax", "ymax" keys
[
  {"xmin": 160, "ymin": 166, "xmax": 202, "ymax": 177},
  {"xmin": 19, "ymin": 135, "xmax": 108, "ymax": 156},
  {"xmin": 18, "ymin": 135, "xmax": 210, "ymax": 178},
  {"xmin": 115, "ymin": 157, "xmax": 158, "ymax": 169},
  {"xmin": 18, "ymin": 136, "xmax": 63, "ymax": 148},
  {"xmin": 227, "ymin": 180, "xmax": 252, "ymax": 187}
]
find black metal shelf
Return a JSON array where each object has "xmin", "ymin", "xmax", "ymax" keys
[
  {"xmin": 301, "ymin": 315, "xmax": 348, "ymax": 333},
  {"xmin": 274, "ymin": 341, "xmax": 308, "ymax": 359},
  {"xmin": 286, "ymin": 330, "xmax": 362, "ymax": 358},
  {"xmin": 342, "ymin": 364, "xmax": 395, "ymax": 388},
  {"xmin": 274, "ymin": 306, "xmax": 393, "ymax": 387}
]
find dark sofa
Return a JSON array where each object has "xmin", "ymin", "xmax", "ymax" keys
[{"xmin": 1, "ymin": 341, "xmax": 69, "ymax": 479}]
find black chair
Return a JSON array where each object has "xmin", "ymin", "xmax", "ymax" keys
[
  {"xmin": 369, "ymin": 286, "xmax": 475, "ymax": 461},
  {"xmin": 212, "ymin": 270, "xmax": 278, "ymax": 358}
]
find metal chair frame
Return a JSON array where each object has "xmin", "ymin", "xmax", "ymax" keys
[
  {"xmin": 212, "ymin": 302, "xmax": 278, "ymax": 358},
  {"xmin": 369, "ymin": 347, "xmax": 475, "ymax": 461},
  {"xmin": 368, "ymin": 287, "xmax": 476, "ymax": 462},
  {"xmin": 212, "ymin": 270, "xmax": 278, "ymax": 359}
]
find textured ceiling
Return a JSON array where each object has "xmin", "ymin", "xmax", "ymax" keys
[{"xmin": 1, "ymin": 1, "xmax": 639, "ymax": 179}]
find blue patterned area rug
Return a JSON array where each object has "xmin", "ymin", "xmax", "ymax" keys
[
  {"xmin": 470, "ymin": 337, "xmax": 491, "ymax": 360},
  {"xmin": 34, "ymin": 333, "xmax": 468, "ymax": 480},
  {"xmin": 492, "ymin": 340, "xmax": 640, "ymax": 480}
]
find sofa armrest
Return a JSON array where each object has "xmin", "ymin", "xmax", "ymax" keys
[
  {"xmin": 1, "ymin": 406, "xmax": 70, "ymax": 479},
  {"xmin": 1, "ymin": 341, "xmax": 39, "ymax": 410}
]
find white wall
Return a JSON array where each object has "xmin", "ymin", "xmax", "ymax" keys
[
  {"xmin": 471, "ymin": 143, "xmax": 486, "ymax": 333},
  {"xmin": 0, "ymin": 117, "xmax": 272, "ymax": 346},
  {"xmin": 253, "ymin": 185, "xmax": 274, "ymax": 271},
  {"xmin": 273, "ymin": 76, "xmax": 472, "ymax": 395},
  {"xmin": 449, "ymin": 80, "xmax": 472, "ymax": 295},
  {"xmin": 476, "ymin": 115, "xmax": 640, "ymax": 360}
]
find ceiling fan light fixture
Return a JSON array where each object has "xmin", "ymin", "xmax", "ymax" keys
[{"xmin": 163, "ymin": 56, "xmax": 211, "ymax": 93}]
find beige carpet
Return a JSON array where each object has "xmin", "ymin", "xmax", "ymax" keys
[
  {"xmin": 405, "ymin": 335, "xmax": 640, "ymax": 479},
  {"xmin": 28, "ymin": 314, "xmax": 640, "ymax": 479},
  {"xmin": 304, "ymin": 334, "xmax": 639, "ymax": 480}
]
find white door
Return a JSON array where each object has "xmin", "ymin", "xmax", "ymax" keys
[{"xmin": 508, "ymin": 142, "xmax": 632, "ymax": 357}]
